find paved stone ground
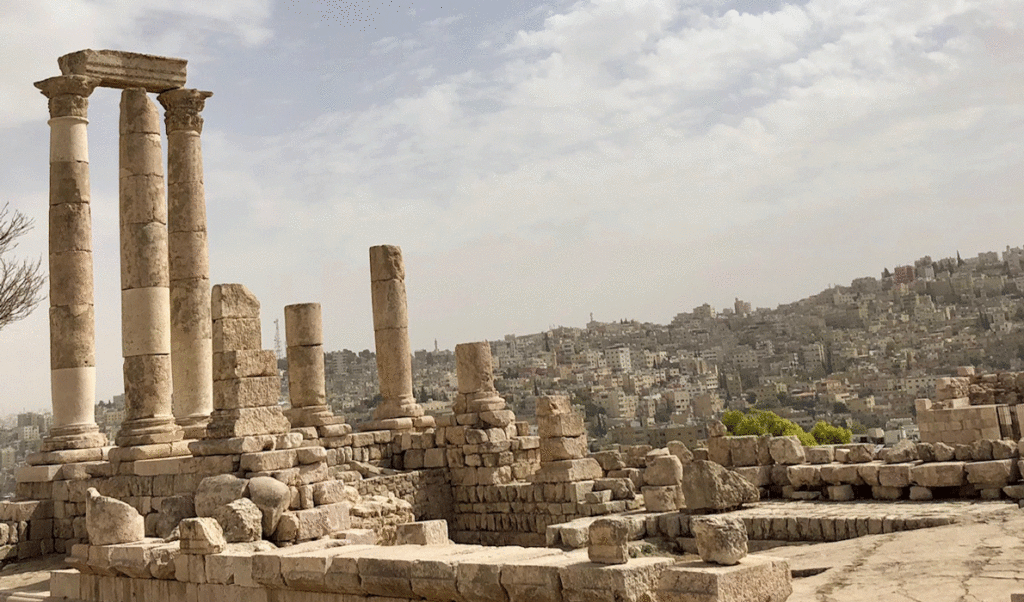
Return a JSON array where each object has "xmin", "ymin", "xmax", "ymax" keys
[
  {"xmin": 730, "ymin": 498, "xmax": 1017, "ymax": 523},
  {"xmin": 770, "ymin": 502, "xmax": 1024, "ymax": 601}
]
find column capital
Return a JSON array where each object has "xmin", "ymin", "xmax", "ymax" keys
[
  {"xmin": 34, "ymin": 75, "xmax": 101, "ymax": 119},
  {"xmin": 157, "ymin": 88, "xmax": 213, "ymax": 134}
]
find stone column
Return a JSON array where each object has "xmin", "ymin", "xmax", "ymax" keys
[
  {"xmin": 158, "ymin": 88, "xmax": 213, "ymax": 439},
  {"xmin": 35, "ymin": 75, "xmax": 107, "ymax": 453},
  {"xmin": 369, "ymin": 245, "xmax": 423, "ymax": 421},
  {"xmin": 115, "ymin": 88, "xmax": 182, "ymax": 448},
  {"xmin": 284, "ymin": 303, "xmax": 334, "ymax": 428}
]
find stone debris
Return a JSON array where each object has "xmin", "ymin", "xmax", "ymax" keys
[
  {"xmin": 85, "ymin": 487, "xmax": 145, "ymax": 545},
  {"xmin": 396, "ymin": 520, "xmax": 449, "ymax": 545},
  {"xmin": 683, "ymin": 461, "xmax": 760, "ymax": 513},
  {"xmin": 691, "ymin": 515, "xmax": 748, "ymax": 565},
  {"xmin": 178, "ymin": 516, "xmax": 226, "ymax": 555},
  {"xmin": 588, "ymin": 517, "xmax": 630, "ymax": 565},
  {"xmin": 212, "ymin": 498, "xmax": 262, "ymax": 543}
]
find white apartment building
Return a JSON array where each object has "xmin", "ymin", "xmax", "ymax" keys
[{"xmin": 605, "ymin": 346, "xmax": 632, "ymax": 372}]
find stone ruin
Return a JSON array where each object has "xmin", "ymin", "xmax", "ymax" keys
[{"xmin": 29, "ymin": 47, "xmax": 1024, "ymax": 601}]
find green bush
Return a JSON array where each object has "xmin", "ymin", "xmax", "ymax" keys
[
  {"xmin": 721, "ymin": 410, "xmax": 744, "ymax": 434},
  {"xmin": 810, "ymin": 421, "xmax": 852, "ymax": 445},
  {"xmin": 726, "ymin": 409, "xmax": 819, "ymax": 445}
]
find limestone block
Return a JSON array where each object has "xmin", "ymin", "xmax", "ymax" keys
[
  {"xmin": 179, "ymin": 517, "xmax": 226, "ymax": 555},
  {"xmin": 692, "ymin": 516, "xmax": 747, "ymax": 565},
  {"xmin": 643, "ymin": 485, "xmax": 684, "ymax": 512},
  {"xmin": 657, "ymin": 555, "xmax": 792, "ymax": 602},
  {"xmin": 786, "ymin": 465, "xmax": 822, "ymax": 489},
  {"xmin": 369, "ymin": 244, "xmax": 404, "ymax": 281},
  {"xmin": 645, "ymin": 455, "xmax": 683, "ymax": 486},
  {"xmin": 248, "ymin": 476, "xmax": 290, "ymax": 537},
  {"xmin": 909, "ymin": 486, "xmax": 933, "ymax": 501},
  {"xmin": 121, "ymin": 175, "xmax": 168, "ymax": 224},
  {"xmin": 211, "ymin": 284, "xmax": 260, "ymax": 320},
  {"xmin": 273, "ymin": 503, "xmax": 350, "ymax": 542},
  {"xmin": 668, "ymin": 441, "xmax": 694, "ymax": 465},
  {"xmin": 49, "ymin": 251, "xmax": 93, "ymax": 309},
  {"xmin": 530, "ymin": 458, "xmax": 603, "ymax": 483},
  {"xmin": 844, "ymin": 444, "xmax": 875, "ymax": 463},
  {"xmin": 871, "ymin": 486, "xmax": 903, "ymax": 500},
  {"xmin": 707, "ymin": 436, "xmax": 731, "ymax": 467},
  {"xmin": 539, "ymin": 413, "xmax": 585, "ymax": 438},
  {"xmin": 212, "ymin": 318, "xmax": 261, "ymax": 352},
  {"xmin": 589, "ymin": 517, "xmax": 630, "ymax": 564},
  {"xmin": 501, "ymin": 554, "xmax": 567, "ymax": 602},
  {"xmin": 120, "ymin": 130, "xmax": 164, "ymax": 177},
  {"xmin": 370, "ymin": 279, "xmax": 408, "ymax": 331},
  {"xmin": 120, "ymin": 221, "xmax": 169, "ymax": 290},
  {"xmin": 195, "ymin": 474, "xmax": 248, "ymax": 518},
  {"xmin": 827, "ymin": 485, "xmax": 854, "ymax": 501},
  {"xmin": 728, "ymin": 436, "xmax": 760, "ymax": 467},
  {"xmin": 992, "ymin": 439, "xmax": 1018, "ymax": 460},
  {"xmin": 856, "ymin": 462, "xmax": 882, "ymax": 486},
  {"xmin": 155, "ymin": 496, "xmax": 195, "ymax": 539},
  {"xmin": 934, "ymin": 442, "xmax": 956, "ymax": 462},
  {"xmin": 284, "ymin": 303, "xmax": 323, "ymax": 347},
  {"xmin": 878, "ymin": 464, "xmax": 914, "ymax": 488},
  {"xmin": 396, "ymin": 520, "xmax": 449, "ymax": 545},
  {"xmin": 560, "ymin": 556, "xmax": 673, "ymax": 602},
  {"xmin": 819, "ymin": 463, "xmax": 863, "ymax": 485},
  {"xmin": 85, "ymin": 488, "xmax": 144, "ymax": 545},
  {"xmin": 121, "ymin": 287, "xmax": 170, "ymax": 356},
  {"xmin": 240, "ymin": 449, "xmax": 296, "ymax": 473},
  {"xmin": 213, "ymin": 376, "xmax": 279, "ymax": 410},
  {"xmin": 881, "ymin": 439, "xmax": 918, "ymax": 464},
  {"xmin": 167, "ymin": 180, "xmax": 208, "ymax": 229},
  {"xmin": 15, "ymin": 464, "xmax": 62, "ymax": 483},
  {"xmin": 540, "ymin": 435, "xmax": 589, "ymax": 463},
  {"xmin": 211, "ymin": 498, "xmax": 262, "ymax": 543},
  {"xmin": 682, "ymin": 460, "xmax": 759, "ymax": 513},
  {"xmin": 49, "ymin": 160, "xmax": 91, "ymax": 205},
  {"xmin": 206, "ymin": 406, "xmax": 290, "ymax": 438},
  {"xmin": 805, "ymin": 446, "xmax": 834, "ymax": 464},
  {"xmin": 213, "ymin": 350, "xmax": 277, "ymax": 381},
  {"xmin": 170, "ymin": 278, "xmax": 212, "ymax": 339},
  {"xmin": 732, "ymin": 466, "xmax": 771, "ymax": 488},
  {"xmin": 768, "ymin": 436, "xmax": 805, "ymax": 465},
  {"xmin": 592, "ymin": 450, "xmax": 625, "ymax": 471},
  {"xmin": 59, "ymin": 49, "xmax": 187, "ymax": 93},
  {"xmin": 480, "ymin": 409, "xmax": 515, "ymax": 427},
  {"xmin": 966, "ymin": 459, "xmax": 1019, "ymax": 486},
  {"xmin": 49, "ymin": 304, "xmax": 95, "ymax": 369}
]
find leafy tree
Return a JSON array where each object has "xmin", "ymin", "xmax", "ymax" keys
[
  {"xmin": 810, "ymin": 421, "xmax": 852, "ymax": 445},
  {"xmin": 0, "ymin": 204, "xmax": 45, "ymax": 331},
  {"xmin": 721, "ymin": 410, "xmax": 744, "ymax": 434},
  {"xmin": 731, "ymin": 409, "xmax": 818, "ymax": 446}
]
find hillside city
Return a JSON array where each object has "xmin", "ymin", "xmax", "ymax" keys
[{"xmin": 5, "ymin": 245, "xmax": 1024, "ymax": 497}]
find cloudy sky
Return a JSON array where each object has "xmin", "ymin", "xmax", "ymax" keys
[{"xmin": 0, "ymin": 0, "xmax": 1022, "ymax": 413}]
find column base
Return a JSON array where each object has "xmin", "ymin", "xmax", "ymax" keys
[
  {"xmin": 372, "ymin": 399, "xmax": 425, "ymax": 420},
  {"xmin": 284, "ymin": 406, "xmax": 339, "ymax": 428},
  {"xmin": 115, "ymin": 415, "xmax": 184, "ymax": 447},
  {"xmin": 175, "ymin": 413, "xmax": 210, "ymax": 440},
  {"xmin": 41, "ymin": 424, "xmax": 107, "ymax": 452}
]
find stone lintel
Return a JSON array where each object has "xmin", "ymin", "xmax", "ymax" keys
[{"xmin": 59, "ymin": 49, "xmax": 187, "ymax": 93}]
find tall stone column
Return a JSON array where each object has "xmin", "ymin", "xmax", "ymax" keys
[
  {"xmin": 158, "ymin": 88, "xmax": 213, "ymax": 439},
  {"xmin": 369, "ymin": 245, "xmax": 424, "ymax": 422},
  {"xmin": 115, "ymin": 88, "xmax": 182, "ymax": 448},
  {"xmin": 34, "ymin": 75, "xmax": 107, "ymax": 453},
  {"xmin": 283, "ymin": 303, "xmax": 334, "ymax": 428}
]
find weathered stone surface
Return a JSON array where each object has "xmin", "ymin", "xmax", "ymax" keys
[
  {"xmin": 911, "ymin": 462, "xmax": 965, "ymax": 488},
  {"xmin": 155, "ymin": 495, "xmax": 194, "ymax": 539},
  {"xmin": 396, "ymin": 520, "xmax": 449, "ymax": 545},
  {"xmin": 643, "ymin": 485, "xmax": 685, "ymax": 512},
  {"xmin": 787, "ymin": 465, "xmax": 822, "ymax": 489},
  {"xmin": 966, "ymin": 459, "xmax": 1019, "ymax": 486},
  {"xmin": 59, "ymin": 49, "xmax": 187, "ymax": 93},
  {"xmin": 682, "ymin": 460, "xmax": 759, "ymax": 513},
  {"xmin": 179, "ymin": 517, "xmax": 226, "ymax": 554},
  {"xmin": 878, "ymin": 464, "xmax": 914, "ymax": 488},
  {"xmin": 805, "ymin": 446, "xmax": 834, "ymax": 464},
  {"xmin": 729, "ymin": 436, "xmax": 760, "ymax": 467},
  {"xmin": 658, "ymin": 555, "xmax": 792, "ymax": 602},
  {"xmin": 212, "ymin": 498, "xmax": 262, "ymax": 543},
  {"xmin": 992, "ymin": 439, "xmax": 1018, "ymax": 461},
  {"xmin": 195, "ymin": 474, "xmax": 248, "ymax": 517},
  {"xmin": 933, "ymin": 442, "xmax": 956, "ymax": 462},
  {"xmin": 881, "ymin": 439, "xmax": 918, "ymax": 464},
  {"xmin": 844, "ymin": 445, "xmax": 874, "ymax": 463},
  {"xmin": 768, "ymin": 436, "xmax": 805, "ymax": 465},
  {"xmin": 645, "ymin": 455, "xmax": 684, "ymax": 486},
  {"xmin": 589, "ymin": 517, "xmax": 630, "ymax": 565},
  {"xmin": 827, "ymin": 484, "xmax": 854, "ymax": 501},
  {"xmin": 86, "ymin": 487, "xmax": 145, "ymax": 545},
  {"xmin": 668, "ymin": 440, "xmax": 694, "ymax": 465},
  {"xmin": 692, "ymin": 516, "xmax": 748, "ymax": 566}
]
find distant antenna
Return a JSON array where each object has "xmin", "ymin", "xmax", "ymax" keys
[{"xmin": 274, "ymin": 319, "xmax": 283, "ymax": 360}]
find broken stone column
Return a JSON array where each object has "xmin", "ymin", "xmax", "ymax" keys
[
  {"xmin": 283, "ymin": 303, "xmax": 334, "ymax": 428},
  {"xmin": 368, "ymin": 245, "xmax": 427, "ymax": 425},
  {"xmin": 158, "ymin": 88, "xmax": 213, "ymax": 439},
  {"xmin": 200, "ymin": 284, "xmax": 290, "ymax": 442},
  {"xmin": 35, "ymin": 74, "xmax": 107, "ymax": 454},
  {"xmin": 115, "ymin": 88, "xmax": 182, "ymax": 448},
  {"xmin": 530, "ymin": 395, "xmax": 602, "ymax": 483}
]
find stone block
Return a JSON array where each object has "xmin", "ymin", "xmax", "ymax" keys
[
  {"xmin": 966, "ymin": 459, "xmax": 1019, "ymax": 486},
  {"xmin": 59, "ymin": 49, "xmax": 187, "ymax": 92},
  {"xmin": 540, "ymin": 435, "xmax": 588, "ymax": 462},
  {"xmin": 539, "ymin": 413, "xmax": 585, "ymax": 438},
  {"xmin": 728, "ymin": 436, "xmax": 760, "ymax": 467},
  {"xmin": 827, "ymin": 485, "xmax": 854, "ymax": 501},
  {"xmin": 642, "ymin": 485, "xmax": 684, "ymax": 512},
  {"xmin": 786, "ymin": 465, "xmax": 821, "ymax": 489},
  {"xmin": 768, "ymin": 436, "xmax": 805, "ymax": 465},
  {"xmin": 212, "ymin": 318, "xmax": 261, "ymax": 352},
  {"xmin": 396, "ymin": 520, "xmax": 449, "ymax": 545},
  {"xmin": 805, "ymin": 446, "xmax": 834, "ymax": 464},
  {"xmin": 530, "ymin": 458, "xmax": 603, "ymax": 483},
  {"xmin": 213, "ymin": 350, "xmax": 277, "ymax": 381},
  {"xmin": 877, "ymin": 464, "xmax": 913, "ymax": 488},
  {"xmin": 211, "ymin": 284, "xmax": 260, "ymax": 320},
  {"xmin": 657, "ymin": 555, "xmax": 792, "ymax": 602},
  {"xmin": 911, "ymin": 462, "xmax": 965, "ymax": 487},
  {"xmin": 179, "ymin": 517, "xmax": 226, "ymax": 555}
]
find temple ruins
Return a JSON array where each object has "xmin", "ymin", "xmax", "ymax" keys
[{"xmin": 4, "ymin": 49, "xmax": 1024, "ymax": 602}]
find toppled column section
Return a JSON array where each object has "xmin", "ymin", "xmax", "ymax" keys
[
  {"xmin": 530, "ymin": 396, "xmax": 602, "ymax": 483},
  {"xmin": 158, "ymin": 88, "xmax": 214, "ymax": 439},
  {"xmin": 199, "ymin": 284, "xmax": 291, "ymax": 444},
  {"xmin": 114, "ymin": 88, "xmax": 183, "ymax": 450},
  {"xmin": 283, "ymin": 303, "xmax": 336, "ymax": 428},
  {"xmin": 366, "ymin": 244, "xmax": 432, "ymax": 429},
  {"xmin": 34, "ymin": 74, "xmax": 107, "ymax": 456}
]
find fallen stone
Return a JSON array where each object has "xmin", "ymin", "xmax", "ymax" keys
[
  {"xmin": 881, "ymin": 440, "xmax": 918, "ymax": 464},
  {"xmin": 396, "ymin": 520, "xmax": 449, "ymax": 545},
  {"xmin": 911, "ymin": 462, "xmax": 965, "ymax": 488},
  {"xmin": 691, "ymin": 516, "xmax": 748, "ymax": 565},
  {"xmin": 249, "ymin": 475, "xmax": 291, "ymax": 536},
  {"xmin": 212, "ymin": 498, "xmax": 263, "ymax": 543},
  {"xmin": 933, "ymin": 442, "xmax": 956, "ymax": 462},
  {"xmin": 86, "ymin": 488, "xmax": 145, "ymax": 545},
  {"xmin": 768, "ymin": 436, "xmax": 805, "ymax": 465},
  {"xmin": 195, "ymin": 474, "xmax": 249, "ymax": 517},
  {"xmin": 657, "ymin": 555, "xmax": 792, "ymax": 602},
  {"xmin": 179, "ymin": 517, "xmax": 227, "ymax": 555},
  {"xmin": 645, "ymin": 455, "xmax": 683, "ymax": 486},
  {"xmin": 682, "ymin": 460, "xmax": 759, "ymax": 513},
  {"xmin": 667, "ymin": 441, "xmax": 694, "ymax": 465},
  {"xmin": 643, "ymin": 485, "xmax": 685, "ymax": 512},
  {"xmin": 589, "ymin": 517, "xmax": 630, "ymax": 565}
]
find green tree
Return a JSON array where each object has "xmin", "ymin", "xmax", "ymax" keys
[
  {"xmin": 810, "ymin": 421, "xmax": 852, "ymax": 445},
  {"xmin": 732, "ymin": 409, "xmax": 817, "ymax": 445},
  {"xmin": 721, "ymin": 410, "xmax": 744, "ymax": 434}
]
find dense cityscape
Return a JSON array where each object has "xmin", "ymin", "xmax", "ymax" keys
[{"xmin": 5, "ymin": 245, "xmax": 1024, "ymax": 497}]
